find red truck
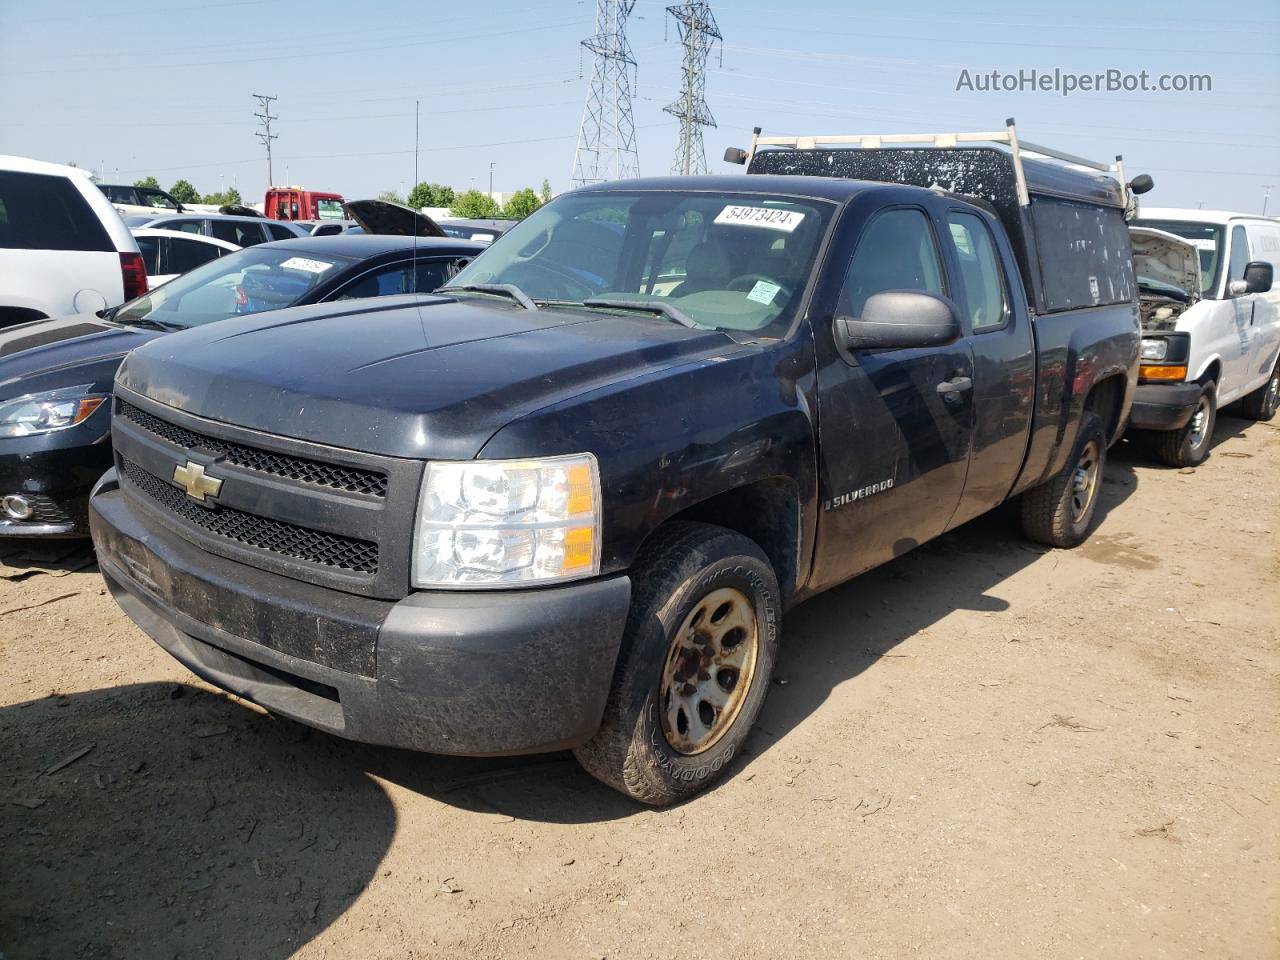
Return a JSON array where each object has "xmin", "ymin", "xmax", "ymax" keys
[{"xmin": 263, "ymin": 186, "xmax": 345, "ymax": 222}]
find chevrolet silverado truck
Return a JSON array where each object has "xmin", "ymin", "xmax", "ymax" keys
[{"xmin": 89, "ymin": 123, "xmax": 1143, "ymax": 804}]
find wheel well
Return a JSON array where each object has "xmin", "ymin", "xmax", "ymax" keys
[
  {"xmin": 650, "ymin": 478, "xmax": 801, "ymax": 604},
  {"xmin": 1084, "ymin": 374, "xmax": 1126, "ymax": 443},
  {"xmin": 1197, "ymin": 360, "xmax": 1221, "ymax": 387}
]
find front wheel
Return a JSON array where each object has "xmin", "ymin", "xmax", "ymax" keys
[
  {"xmin": 1154, "ymin": 381, "xmax": 1216, "ymax": 467},
  {"xmin": 1020, "ymin": 411, "xmax": 1107, "ymax": 548},
  {"xmin": 574, "ymin": 522, "xmax": 780, "ymax": 806},
  {"xmin": 1239, "ymin": 359, "xmax": 1280, "ymax": 422}
]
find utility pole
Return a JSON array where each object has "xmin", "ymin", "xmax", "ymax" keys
[
  {"xmin": 489, "ymin": 161, "xmax": 495, "ymax": 197},
  {"xmin": 1263, "ymin": 185, "xmax": 1273, "ymax": 217},
  {"xmin": 664, "ymin": 2, "xmax": 721, "ymax": 175},
  {"xmin": 571, "ymin": 0, "xmax": 640, "ymax": 186},
  {"xmin": 252, "ymin": 93, "xmax": 279, "ymax": 187}
]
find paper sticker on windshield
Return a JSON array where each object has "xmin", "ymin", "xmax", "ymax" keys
[
  {"xmin": 714, "ymin": 205, "xmax": 805, "ymax": 232},
  {"xmin": 746, "ymin": 280, "xmax": 781, "ymax": 305},
  {"xmin": 279, "ymin": 257, "xmax": 333, "ymax": 274}
]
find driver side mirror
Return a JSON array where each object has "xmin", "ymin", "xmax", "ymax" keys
[
  {"xmin": 1229, "ymin": 260, "xmax": 1274, "ymax": 296},
  {"xmin": 835, "ymin": 290, "xmax": 963, "ymax": 351}
]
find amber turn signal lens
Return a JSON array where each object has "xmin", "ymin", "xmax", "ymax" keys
[{"xmin": 1139, "ymin": 364, "xmax": 1188, "ymax": 382}]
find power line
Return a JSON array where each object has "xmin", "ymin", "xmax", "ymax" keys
[
  {"xmin": 664, "ymin": 2, "xmax": 721, "ymax": 175},
  {"xmin": 252, "ymin": 93, "xmax": 278, "ymax": 187},
  {"xmin": 572, "ymin": 0, "xmax": 640, "ymax": 186}
]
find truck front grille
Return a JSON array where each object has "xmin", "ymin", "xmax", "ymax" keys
[
  {"xmin": 119, "ymin": 455, "xmax": 379, "ymax": 574},
  {"xmin": 117, "ymin": 399, "xmax": 388, "ymax": 497}
]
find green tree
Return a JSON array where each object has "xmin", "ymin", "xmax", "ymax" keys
[
  {"xmin": 407, "ymin": 182, "xmax": 456, "ymax": 208},
  {"xmin": 134, "ymin": 176, "xmax": 161, "ymax": 190},
  {"xmin": 540, "ymin": 179, "xmax": 553, "ymax": 204},
  {"xmin": 169, "ymin": 179, "xmax": 200, "ymax": 204},
  {"xmin": 377, "ymin": 190, "xmax": 406, "ymax": 205},
  {"xmin": 449, "ymin": 189, "xmax": 500, "ymax": 218},
  {"xmin": 202, "ymin": 186, "xmax": 243, "ymax": 206},
  {"xmin": 502, "ymin": 187, "xmax": 541, "ymax": 220}
]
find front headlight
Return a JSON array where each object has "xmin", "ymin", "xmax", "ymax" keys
[
  {"xmin": 0, "ymin": 384, "xmax": 107, "ymax": 438},
  {"xmin": 1140, "ymin": 338, "xmax": 1169, "ymax": 361},
  {"xmin": 412, "ymin": 453, "xmax": 601, "ymax": 588}
]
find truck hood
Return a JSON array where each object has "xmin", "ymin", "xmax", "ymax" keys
[
  {"xmin": 1129, "ymin": 226, "xmax": 1201, "ymax": 302},
  {"xmin": 117, "ymin": 295, "xmax": 739, "ymax": 460},
  {"xmin": 0, "ymin": 316, "xmax": 162, "ymax": 398}
]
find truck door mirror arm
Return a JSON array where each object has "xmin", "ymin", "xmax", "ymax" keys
[{"xmin": 835, "ymin": 290, "xmax": 963, "ymax": 351}]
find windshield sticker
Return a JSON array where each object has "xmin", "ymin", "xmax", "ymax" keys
[
  {"xmin": 714, "ymin": 205, "xmax": 805, "ymax": 232},
  {"xmin": 746, "ymin": 279, "xmax": 781, "ymax": 305},
  {"xmin": 279, "ymin": 257, "xmax": 334, "ymax": 274}
]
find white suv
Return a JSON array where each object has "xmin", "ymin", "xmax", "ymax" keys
[
  {"xmin": 1129, "ymin": 208, "xmax": 1280, "ymax": 465},
  {"xmin": 0, "ymin": 156, "xmax": 147, "ymax": 329}
]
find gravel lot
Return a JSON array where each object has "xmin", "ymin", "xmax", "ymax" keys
[{"xmin": 2, "ymin": 414, "xmax": 1277, "ymax": 960}]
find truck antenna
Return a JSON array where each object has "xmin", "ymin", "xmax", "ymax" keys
[{"xmin": 413, "ymin": 98, "xmax": 420, "ymax": 292}]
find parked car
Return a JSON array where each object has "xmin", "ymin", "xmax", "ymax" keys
[
  {"xmin": 438, "ymin": 218, "xmax": 517, "ymax": 244},
  {"xmin": 122, "ymin": 213, "xmax": 307, "ymax": 247},
  {"xmin": 297, "ymin": 220, "xmax": 360, "ymax": 237},
  {"xmin": 88, "ymin": 127, "xmax": 1142, "ymax": 805},
  {"xmin": 1127, "ymin": 209, "xmax": 1280, "ymax": 464},
  {"xmin": 132, "ymin": 228, "xmax": 240, "ymax": 286},
  {"xmin": 99, "ymin": 183, "xmax": 188, "ymax": 216},
  {"xmin": 0, "ymin": 155, "xmax": 147, "ymax": 329},
  {"xmin": 0, "ymin": 234, "xmax": 482, "ymax": 537}
]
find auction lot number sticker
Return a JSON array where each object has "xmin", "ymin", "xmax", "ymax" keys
[{"xmin": 714, "ymin": 205, "xmax": 806, "ymax": 232}]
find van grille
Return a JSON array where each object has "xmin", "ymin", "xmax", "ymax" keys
[
  {"xmin": 117, "ymin": 399, "xmax": 388, "ymax": 497},
  {"xmin": 119, "ymin": 455, "xmax": 379, "ymax": 574}
]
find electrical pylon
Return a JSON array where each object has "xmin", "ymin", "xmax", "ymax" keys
[
  {"xmin": 664, "ymin": 2, "xmax": 721, "ymax": 175},
  {"xmin": 571, "ymin": 0, "xmax": 641, "ymax": 186}
]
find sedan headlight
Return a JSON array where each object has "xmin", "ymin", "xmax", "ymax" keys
[
  {"xmin": 0, "ymin": 384, "xmax": 107, "ymax": 438},
  {"xmin": 1140, "ymin": 337, "xmax": 1169, "ymax": 361},
  {"xmin": 412, "ymin": 453, "xmax": 601, "ymax": 588}
]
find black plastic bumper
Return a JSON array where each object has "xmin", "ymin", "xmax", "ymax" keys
[
  {"xmin": 90, "ymin": 486, "xmax": 631, "ymax": 756},
  {"xmin": 0, "ymin": 437, "xmax": 111, "ymax": 537},
  {"xmin": 1128, "ymin": 381, "xmax": 1202, "ymax": 431}
]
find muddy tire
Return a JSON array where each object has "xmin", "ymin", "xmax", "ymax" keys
[
  {"xmin": 1238, "ymin": 359, "xmax": 1280, "ymax": 422},
  {"xmin": 1020, "ymin": 411, "xmax": 1107, "ymax": 548},
  {"xmin": 1154, "ymin": 382, "xmax": 1216, "ymax": 467},
  {"xmin": 574, "ymin": 522, "xmax": 780, "ymax": 806}
]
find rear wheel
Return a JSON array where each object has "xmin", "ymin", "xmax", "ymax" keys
[
  {"xmin": 574, "ymin": 522, "xmax": 780, "ymax": 806},
  {"xmin": 1020, "ymin": 411, "xmax": 1106, "ymax": 548},
  {"xmin": 1154, "ymin": 382, "xmax": 1216, "ymax": 467},
  {"xmin": 1239, "ymin": 359, "xmax": 1280, "ymax": 422}
]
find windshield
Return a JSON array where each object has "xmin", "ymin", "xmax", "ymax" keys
[
  {"xmin": 449, "ymin": 190, "xmax": 836, "ymax": 336},
  {"xmin": 317, "ymin": 198, "xmax": 345, "ymax": 220},
  {"xmin": 1131, "ymin": 219, "xmax": 1224, "ymax": 296},
  {"xmin": 112, "ymin": 246, "xmax": 352, "ymax": 329}
]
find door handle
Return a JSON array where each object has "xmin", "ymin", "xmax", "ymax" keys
[{"xmin": 937, "ymin": 376, "xmax": 973, "ymax": 396}]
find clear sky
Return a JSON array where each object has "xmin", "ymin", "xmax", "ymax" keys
[{"xmin": 1, "ymin": 0, "xmax": 1276, "ymax": 212}]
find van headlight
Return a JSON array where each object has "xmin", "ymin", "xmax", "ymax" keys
[
  {"xmin": 1140, "ymin": 338, "xmax": 1169, "ymax": 361},
  {"xmin": 411, "ymin": 454, "xmax": 601, "ymax": 588},
  {"xmin": 0, "ymin": 384, "xmax": 107, "ymax": 438}
]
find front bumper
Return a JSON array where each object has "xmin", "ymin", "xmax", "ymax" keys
[
  {"xmin": 1128, "ymin": 381, "xmax": 1202, "ymax": 431},
  {"xmin": 0, "ymin": 421, "xmax": 112, "ymax": 537},
  {"xmin": 90, "ymin": 484, "xmax": 632, "ymax": 756}
]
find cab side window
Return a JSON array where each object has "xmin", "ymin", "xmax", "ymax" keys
[
  {"xmin": 1228, "ymin": 224, "xmax": 1250, "ymax": 282},
  {"xmin": 841, "ymin": 208, "xmax": 944, "ymax": 317},
  {"xmin": 947, "ymin": 212, "xmax": 1008, "ymax": 331}
]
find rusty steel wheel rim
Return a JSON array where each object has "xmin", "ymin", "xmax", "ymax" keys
[{"xmin": 659, "ymin": 586, "xmax": 759, "ymax": 756}]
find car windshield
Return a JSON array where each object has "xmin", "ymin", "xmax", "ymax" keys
[
  {"xmin": 448, "ymin": 190, "xmax": 836, "ymax": 336},
  {"xmin": 1131, "ymin": 219, "xmax": 1223, "ymax": 296},
  {"xmin": 112, "ymin": 246, "xmax": 353, "ymax": 329},
  {"xmin": 317, "ymin": 198, "xmax": 345, "ymax": 220}
]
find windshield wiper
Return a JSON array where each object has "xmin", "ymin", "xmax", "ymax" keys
[
  {"xmin": 581, "ymin": 298, "xmax": 700, "ymax": 329},
  {"xmin": 437, "ymin": 283, "xmax": 538, "ymax": 311},
  {"xmin": 109, "ymin": 314, "xmax": 177, "ymax": 331}
]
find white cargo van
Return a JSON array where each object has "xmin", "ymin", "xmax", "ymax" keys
[{"xmin": 1128, "ymin": 209, "xmax": 1280, "ymax": 465}]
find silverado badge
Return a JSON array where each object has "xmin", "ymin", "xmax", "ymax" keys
[{"xmin": 173, "ymin": 461, "xmax": 223, "ymax": 502}]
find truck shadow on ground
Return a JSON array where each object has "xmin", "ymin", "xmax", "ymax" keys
[{"xmin": 0, "ymin": 682, "xmax": 396, "ymax": 960}]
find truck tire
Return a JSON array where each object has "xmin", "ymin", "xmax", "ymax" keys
[
  {"xmin": 574, "ymin": 522, "xmax": 780, "ymax": 805},
  {"xmin": 1238, "ymin": 359, "xmax": 1280, "ymax": 422},
  {"xmin": 1154, "ymin": 381, "xmax": 1216, "ymax": 467},
  {"xmin": 1020, "ymin": 411, "xmax": 1107, "ymax": 548}
]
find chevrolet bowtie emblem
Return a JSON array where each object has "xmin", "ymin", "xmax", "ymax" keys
[{"xmin": 173, "ymin": 461, "xmax": 223, "ymax": 502}]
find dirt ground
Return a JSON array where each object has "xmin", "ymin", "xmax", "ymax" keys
[{"xmin": 1, "ymin": 414, "xmax": 1277, "ymax": 960}]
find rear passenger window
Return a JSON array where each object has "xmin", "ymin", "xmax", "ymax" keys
[
  {"xmin": 136, "ymin": 235, "xmax": 160, "ymax": 274},
  {"xmin": 0, "ymin": 170, "xmax": 114, "ymax": 252},
  {"xmin": 947, "ymin": 212, "xmax": 1008, "ymax": 331},
  {"xmin": 841, "ymin": 208, "xmax": 944, "ymax": 317},
  {"xmin": 266, "ymin": 223, "xmax": 296, "ymax": 241},
  {"xmin": 210, "ymin": 219, "xmax": 265, "ymax": 247},
  {"xmin": 168, "ymin": 237, "xmax": 223, "ymax": 274},
  {"xmin": 166, "ymin": 219, "xmax": 205, "ymax": 235}
]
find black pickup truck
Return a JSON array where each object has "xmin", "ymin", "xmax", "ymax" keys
[{"xmin": 90, "ymin": 132, "xmax": 1142, "ymax": 804}]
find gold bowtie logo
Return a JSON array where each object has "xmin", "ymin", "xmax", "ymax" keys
[{"xmin": 173, "ymin": 461, "xmax": 223, "ymax": 502}]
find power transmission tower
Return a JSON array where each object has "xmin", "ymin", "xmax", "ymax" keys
[
  {"xmin": 252, "ymin": 93, "xmax": 279, "ymax": 187},
  {"xmin": 571, "ymin": 0, "xmax": 640, "ymax": 186},
  {"xmin": 664, "ymin": 2, "xmax": 721, "ymax": 175}
]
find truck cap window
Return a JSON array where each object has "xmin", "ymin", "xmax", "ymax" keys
[
  {"xmin": 111, "ymin": 246, "xmax": 353, "ymax": 329},
  {"xmin": 448, "ymin": 190, "xmax": 836, "ymax": 336}
]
